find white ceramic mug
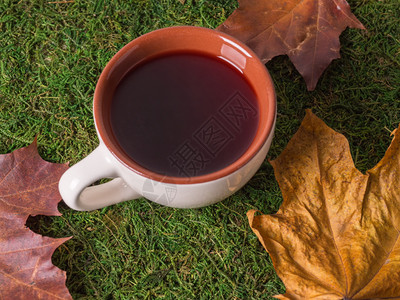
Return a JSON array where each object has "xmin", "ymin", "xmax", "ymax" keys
[{"xmin": 59, "ymin": 26, "xmax": 276, "ymax": 211}]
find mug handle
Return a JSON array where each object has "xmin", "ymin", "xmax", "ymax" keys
[{"xmin": 59, "ymin": 144, "xmax": 141, "ymax": 211}]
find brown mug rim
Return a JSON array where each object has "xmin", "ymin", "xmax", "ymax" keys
[{"xmin": 93, "ymin": 26, "xmax": 276, "ymax": 184}]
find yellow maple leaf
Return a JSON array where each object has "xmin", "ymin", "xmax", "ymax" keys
[{"xmin": 248, "ymin": 110, "xmax": 400, "ymax": 299}]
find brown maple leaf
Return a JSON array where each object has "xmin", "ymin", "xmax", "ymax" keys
[
  {"xmin": 0, "ymin": 139, "xmax": 72, "ymax": 299},
  {"xmin": 248, "ymin": 110, "xmax": 400, "ymax": 299},
  {"xmin": 217, "ymin": 0, "xmax": 365, "ymax": 90}
]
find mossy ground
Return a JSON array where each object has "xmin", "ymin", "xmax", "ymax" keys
[{"xmin": 0, "ymin": 0, "xmax": 399, "ymax": 298}]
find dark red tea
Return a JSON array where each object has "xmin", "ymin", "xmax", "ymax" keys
[{"xmin": 110, "ymin": 51, "xmax": 259, "ymax": 177}]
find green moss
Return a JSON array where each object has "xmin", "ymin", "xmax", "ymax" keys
[{"xmin": 2, "ymin": 0, "xmax": 399, "ymax": 298}]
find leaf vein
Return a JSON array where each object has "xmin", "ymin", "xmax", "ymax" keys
[
  {"xmin": 351, "ymin": 226, "xmax": 400, "ymax": 298},
  {"xmin": 246, "ymin": 0, "xmax": 305, "ymax": 47},
  {"xmin": 0, "ymin": 268, "xmax": 66, "ymax": 300},
  {"xmin": 314, "ymin": 126, "xmax": 350, "ymax": 296}
]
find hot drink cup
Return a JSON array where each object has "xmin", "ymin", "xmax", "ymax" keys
[{"xmin": 59, "ymin": 26, "xmax": 276, "ymax": 211}]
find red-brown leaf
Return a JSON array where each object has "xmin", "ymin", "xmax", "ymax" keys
[
  {"xmin": 0, "ymin": 140, "xmax": 71, "ymax": 299},
  {"xmin": 217, "ymin": 0, "xmax": 365, "ymax": 90}
]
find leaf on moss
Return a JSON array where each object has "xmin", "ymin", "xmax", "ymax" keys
[
  {"xmin": 248, "ymin": 110, "xmax": 400, "ymax": 299},
  {"xmin": 218, "ymin": 0, "xmax": 365, "ymax": 90},
  {"xmin": 0, "ymin": 140, "xmax": 72, "ymax": 299}
]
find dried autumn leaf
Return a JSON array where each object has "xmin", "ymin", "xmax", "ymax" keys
[
  {"xmin": 0, "ymin": 140, "xmax": 71, "ymax": 299},
  {"xmin": 248, "ymin": 110, "xmax": 400, "ymax": 299},
  {"xmin": 217, "ymin": 0, "xmax": 365, "ymax": 90}
]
